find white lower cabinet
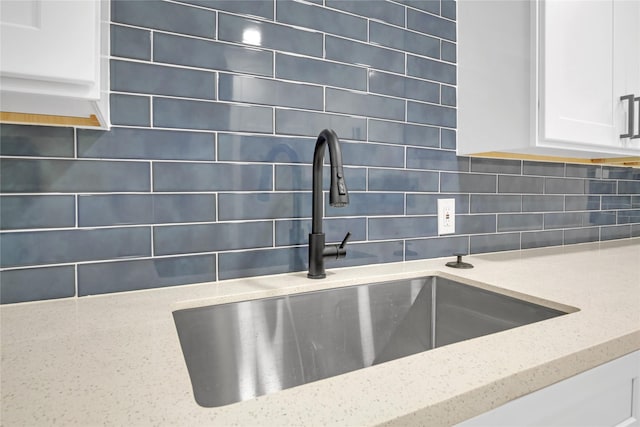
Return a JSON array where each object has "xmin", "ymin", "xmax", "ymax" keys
[{"xmin": 457, "ymin": 351, "xmax": 640, "ymax": 427}]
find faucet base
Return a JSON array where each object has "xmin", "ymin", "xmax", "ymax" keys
[{"xmin": 308, "ymin": 232, "xmax": 326, "ymax": 279}]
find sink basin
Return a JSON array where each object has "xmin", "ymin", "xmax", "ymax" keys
[{"xmin": 173, "ymin": 275, "xmax": 567, "ymax": 407}]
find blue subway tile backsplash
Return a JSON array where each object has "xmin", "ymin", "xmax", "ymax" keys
[{"xmin": 1, "ymin": 0, "xmax": 639, "ymax": 303}]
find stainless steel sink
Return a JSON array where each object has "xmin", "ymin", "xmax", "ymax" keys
[{"xmin": 173, "ymin": 275, "xmax": 567, "ymax": 407}]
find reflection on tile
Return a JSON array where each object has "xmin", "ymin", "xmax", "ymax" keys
[
  {"xmin": 78, "ymin": 128, "xmax": 215, "ymax": 161},
  {"xmin": 370, "ymin": 22, "xmax": 439, "ymax": 59},
  {"xmin": 565, "ymin": 164, "xmax": 602, "ymax": 179},
  {"xmin": 219, "ymin": 134, "xmax": 313, "ymax": 163},
  {"xmin": 602, "ymin": 195, "xmax": 631, "ymax": 209},
  {"xmin": 275, "ymin": 109, "xmax": 367, "ymax": 140},
  {"xmin": 276, "ymin": 0, "xmax": 367, "ymax": 41},
  {"xmin": 0, "ymin": 159, "xmax": 150, "ymax": 193},
  {"xmin": 154, "ymin": 33, "xmax": 272, "ymax": 76},
  {"xmin": 470, "ymin": 195, "xmax": 521, "ymax": 213},
  {"xmin": 0, "ymin": 124, "xmax": 74, "ymax": 157},
  {"xmin": 0, "ymin": 266, "xmax": 75, "ymax": 304},
  {"xmin": 368, "ymin": 120, "xmax": 439, "ymax": 147},
  {"xmin": 111, "ymin": 25, "xmax": 150, "ymax": 60},
  {"xmin": 112, "ymin": 0, "xmax": 215, "ymax": 38},
  {"xmin": 521, "ymin": 230, "xmax": 563, "ymax": 249},
  {"xmin": 79, "ymin": 194, "xmax": 216, "ymax": 226},
  {"xmin": 219, "ymin": 193, "xmax": 311, "ymax": 220},
  {"xmin": 441, "ymin": 173, "xmax": 496, "ymax": 193},
  {"xmin": 407, "ymin": 148, "xmax": 468, "ymax": 171},
  {"xmin": 497, "ymin": 214, "xmax": 543, "ymax": 232},
  {"xmin": 111, "ymin": 60, "xmax": 216, "ymax": 99},
  {"xmin": 406, "ymin": 236, "xmax": 469, "ymax": 261},
  {"xmin": 407, "ymin": 194, "xmax": 470, "ymax": 215},
  {"xmin": 78, "ymin": 255, "xmax": 216, "ymax": 296},
  {"xmin": 368, "ymin": 169, "xmax": 438, "ymax": 192},
  {"xmin": 0, "ymin": 227, "xmax": 151, "ymax": 268},
  {"xmin": 276, "ymin": 53, "xmax": 367, "ymax": 91},
  {"xmin": 153, "ymin": 98, "xmax": 272, "ymax": 133},
  {"xmin": 219, "ymin": 13, "xmax": 322, "ymax": 57},
  {"xmin": 470, "ymin": 233, "xmax": 520, "ymax": 254},
  {"xmin": 585, "ymin": 179, "xmax": 616, "ymax": 194},
  {"xmin": 110, "ymin": 94, "xmax": 150, "ymax": 126},
  {"xmin": 564, "ymin": 227, "xmax": 600, "ymax": 245},
  {"xmin": 326, "ymin": 88, "xmax": 405, "ymax": 121},
  {"xmin": 154, "ymin": 162, "xmax": 272, "ymax": 192},
  {"xmin": 327, "ymin": 0, "xmax": 405, "ymax": 26},
  {"xmin": 219, "ymin": 247, "xmax": 307, "ymax": 280},
  {"xmin": 1, "ymin": 196, "xmax": 75, "ymax": 230},
  {"xmin": 618, "ymin": 209, "xmax": 640, "ymax": 224},
  {"xmin": 154, "ymin": 221, "xmax": 272, "ymax": 255},
  {"xmin": 368, "ymin": 71, "xmax": 439, "ymax": 104},
  {"xmin": 407, "ymin": 101, "xmax": 456, "ymax": 127},
  {"xmin": 369, "ymin": 216, "xmax": 437, "ymax": 240},
  {"xmin": 326, "ymin": 36, "xmax": 404, "ymax": 74},
  {"xmin": 407, "ymin": 55, "xmax": 456, "ymax": 84},
  {"xmin": 219, "ymin": 74, "xmax": 323, "ymax": 110}
]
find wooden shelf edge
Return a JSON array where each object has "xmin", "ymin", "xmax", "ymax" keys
[
  {"xmin": 472, "ymin": 152, "xmax": 640, "ymax": 168},
  {"xmin": 1, "ymin": 111, "xmax": 101, "ymax": 128}
]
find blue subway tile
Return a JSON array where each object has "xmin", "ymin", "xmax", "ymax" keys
[
  {"xmin": 602, "ymin": 195, "xmax": 631, "ymax": 209},
  {"xmin": 154, "ymin": 33, "xmax": 272, "ymax": 76},
  {"xmin": 275, "ymin": 165, "xmax": 367, "ymax": 191},
  {"xmin": 336, "ymin": 241, "xmax": 404, "ymax": 268},
  {"xmin": 441, "ymin": 172, "xmax": 496, "ymax": 193},
  {"xmin": 326, "ymin": 36, "xmax": 404, "ymax": 74},
  {"xmin": 327, "ymin": 0, "xmax": 405, "ymax": 26},
  {"xmin": 276, "ymin": 0, "xmax": 367, "ymax": 41},
  {"xmin": 407, "ymin": 102, "xmax": 456, "ymax": 127},
  {"xmin": 441, "ymin": 85, "xmax": 456, "ymax": 107},
  {"xmin": 497, "ymin": 214, "xmax": 543, "ymax": 232},
  {"xmin": 619, "ymin": 180, "xmax": 640, "ymax": 194},
  {"xmin": 179, "ymin": 0, "xmax": 274, "ymax": 19},
  {"xmin": 0, "ymin": 227, "xmax": 151, "ymax": 268},
  {"xmin": 565, "ymin": 164, "xmax": 602, "ymax": 179},
  {"xmin": 275, "ymin": 109, "xmax": 367, "ymax": 140},
  {"xmin": 584, "ymin": 211, "xmax": 617, "ymax": 226},
  {"xmin": 618, "ymin": 209, "xmax": 640, "ymax": 225},
  {"xmin": 218, "ymin": 134, "xmax": 314, "ymax": 163},
  {"xmin": 0, "ymin": 266, "xmax": 75, "ymax": 304},
  {"xmin": 396, "ymin": 0, "xmax": 440, "ymax": 14},
  {"xmin": 406, "ymin": 236, "xmax": 469, "ymax": 261},
  {"xmin": 78, "ymin": 128, "xmax": 215, "ymax": 161},
  {"xmin": 522, "ymin": 195, "xmax": 564, "ymax": 212},
  {"xmin": 407, "ymin": 148, "xmax": 468, "ymax": 171},
  {"xmin": 601, "ymin": 225, "xmax": 631, "ymax": 240},
  {"xmin": 521, "ymin": 230, "xmax": 563, "ymax": 249},
  {"xmin": 441, "ymin": 129, "xmax": 456, "ymax": 149},
  {"xmin": 585, "ymin": 179, "xmax": 616, "ymax": 194},
  {"xmin": 326, "ymin": 88, "xmax": 405, "ymax": 121},
  {"xmin": 219, "ymin": 74, "xmax": 323, "ymax": 110},
  {"xmin": 326, "ymin": 193, "xmax": 404, "ymax": 217},
  {"xmin": 111, "ymin": 60, "xmax": 216, "ymax": 99},
  {"xmin": 154, "ymin": 221, "xmax": 272, "ymax": 255},
  {"xmin": 407, "ymin": 56, "xmax": 456, "ymax": 84},
  {"xmin": 153, "ymin": 98, "xmax": 273, "ymax": 133},
  {"xmin": 565, "ymin": 196, "xmax": 600, "ymax": 211},
  {"xmin": 342, "ymin": 142, "xmax": 405, "ymax": 168},
  {"xmin": 602, "ymin": 166, "xmax": 639, "ymax": 180},
  {"xmin": 78, "ymin": 194, "xmax": 216, "ymax": 227},
  {"xmin": 407, "ymin": 194, "xmax": 470, "ymax": 215},
  {"xmin": 219, "ymin": 13, "xmax": 322, "ymax": 57},
  {"xmin": 470, "ymin": 195, "xmax": 521, "ymax": 213},
  {"xmin": 0, "ymin": 124, "xmax": 74, "ymax": 157},
  {"xmin": 368, "ymin": 120, "xmax": 440, "ymax": 147},
  {"xmin": 111, "ymin": 25, "xmax": 150, "ymax": 60},
  {"xmin": 1, "ymin": 196, "xmax": 75, "ymax": 230},
  {"xmin": 219, "ymin": 247, "xmax": 307, "ymax": 280},
  {"xmin": 368, "ymin": 169, "xmax": 438, "ymax": 192},
  {"xmin": 523, "ymin": 161, "xmax": 564, "ymax": 177},
  {"xmin": 564, "ymin": 227, "xmax": 600, "ymax": 245},
  {"xmin": 0, "ymin": 159, "xmax": 150, "ymax": 193},
  {"xmin": 441, "ymin": 0, "xmax": 456, "ymax": 19},
  {"xmin": 544, "ymin": 177, "xmax": 585, "ymax": 194},
  {"xmin": 471, "ymin": 158, "xmax": 521, "ymax": 175},
  {"xmin": 275, "ymin": 218, "xmax": 366, "ymax": 246},
  {"xmin": 634, "ymin": 196, "xmax": 640, "ymax": 208},
  {"xmin": 407, "ymin": 8, "xmax": 455, "ymax": 40},
  {"xmin": 369, "ymin": 216, "xmax": 437, "ymax": 240},
  {"xmin": 112, "ymin": 0, "xmax": 215, "ymax": 38},
  {"xmin": 441, "ymin": 41, "xmax": 456, "ymax": 62},
  {"xmin": 456, "ymin": 214, "xmax": 496, "ymax": 234},
  {"xmin": 276, "ymin": 53, "xmax": 367, "ymax": 91},
  {"xmin": 154, "ymin": 162, "xmax": 272, "ymax": 192},
  {"xmin": 498, "ymin": 175, "xmax": 543, "ymax": 194},
  {"xmin": 368, "ymin": 71, "xmax": 439, "ymax": 104},
  {"xmin": 78, "ymin": 255, "xmax": 216, "ymax": 296},
  {"xmin": 370, "ymin": 22, "xmax": 439, "ymax": 59},
  {"xmin": 219, "ymin": 193, "xmax": 311, "ymax": 221},
  {"xmin": 634, "ymin": 224, "xmax": 640, "ymax": 237},
  {"xmin": 544, "ymin": 212, "xmax": 583, "ymax": 229},
  {"xmin": 470, "ymin": 233, "xmax": 520, "ymax": 254},
  {"xmin": 110, "ymin": 94, "xmax": 150, "ymax": 126}
]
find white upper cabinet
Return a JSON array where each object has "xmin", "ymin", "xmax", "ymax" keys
[
  {"xmin": 0, "ymin": 0, "xmax": 110, "ymax": 129},
  {"xmin": 458, "ymin": 0, "xmax": 640, "ymax": 159}
]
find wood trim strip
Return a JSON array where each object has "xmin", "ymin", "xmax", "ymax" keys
[
  {"xmin": 0, "ymin": 111, "xmax": 100, "ymax": 127},
  {"xmin": 473, "ymin": 152, "xmax": 640, "ymax": 168}
]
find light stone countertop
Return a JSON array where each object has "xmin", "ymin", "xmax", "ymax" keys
[{"xmin": 2, "ymin": 238, "xmax": 639, "ymax": 426}]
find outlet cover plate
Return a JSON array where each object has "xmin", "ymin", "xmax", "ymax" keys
[{"xmin": 438, "ymin": 198, "xmax": 455, "ymax": 235}]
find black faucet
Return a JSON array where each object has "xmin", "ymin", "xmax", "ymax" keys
[{"xmin": 308, "ymin": 129, "xmax": 351, "ymax": 279}]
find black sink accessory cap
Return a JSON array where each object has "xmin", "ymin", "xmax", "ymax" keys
[{"xmin": 446, "ymin": 253, "xmax": 474, "ymax": 269}]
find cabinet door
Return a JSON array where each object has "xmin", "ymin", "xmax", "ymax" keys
[
  {"xmin": 539, "ymin": 0, "xmax": 617, "ymax": 147},
  {"xmin": 0, "ymin": 0, "xmax": 97, "ymax": 85}
]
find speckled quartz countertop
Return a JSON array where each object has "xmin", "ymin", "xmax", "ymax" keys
[{"xmin": 2, "ymin": 238, "xmax": 640, "ymax": 426}]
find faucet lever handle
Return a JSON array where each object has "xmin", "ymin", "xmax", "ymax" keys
[{"xmin": 339, "ymin": 232, "xmax": 351, "ymax": 249}]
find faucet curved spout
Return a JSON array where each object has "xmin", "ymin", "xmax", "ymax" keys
[{"xmin": 308, "ymin": 129, "xmax": 350, "ymax": 279}]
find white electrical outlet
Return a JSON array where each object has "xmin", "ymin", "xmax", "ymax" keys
[{"xmin": 438, "ymin": 198, "xmax": 455, "ymax": 235}]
